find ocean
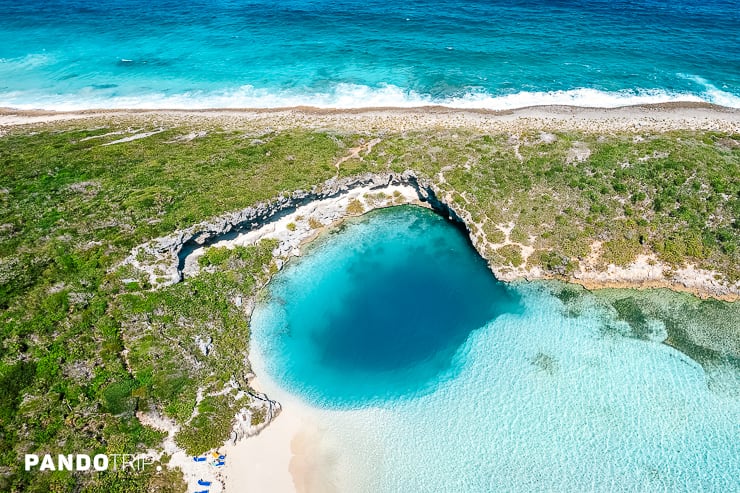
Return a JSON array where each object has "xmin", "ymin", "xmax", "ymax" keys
[
  {"xmin": 0, "ymin": 0, "xmax": 738, "ymax": 110},
  {"xmin": 250, "ymin": 206, "xmax": 740, "ymax": 492}
]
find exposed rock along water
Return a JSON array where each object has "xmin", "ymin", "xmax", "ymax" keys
[{"xmin": 125, "ymin": 170, "xmax": 739, "ymax": 300}]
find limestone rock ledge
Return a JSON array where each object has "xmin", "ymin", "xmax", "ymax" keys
[
  {"xmin": 122, "ymin": 170, "xmax": 738, "ymax": 300},
  {"xmin": 123, "ymin": 170, "xmax": 447, "ymax": 287}
]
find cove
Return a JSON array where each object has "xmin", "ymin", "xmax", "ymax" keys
[
  {"xmin": 251, "ymin": 205, "xmax": 520, "ymax": 406},
  {"xmin": 249, "ymin": 205, "xmax": 740, "ymax": 491}
]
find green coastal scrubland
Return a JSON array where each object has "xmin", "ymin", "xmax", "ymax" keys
[{"xmin": 0, "ymin": 121, "xmax": 738, "ymax": 491}]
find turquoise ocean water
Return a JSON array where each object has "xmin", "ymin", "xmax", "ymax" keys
[
  {"xmin": 0, "ymin": 0, "xmax": 739, "ymax": 109},
  {"xmin": 251, "ymin": 206, "xmax": 740, "ymax": 492}
]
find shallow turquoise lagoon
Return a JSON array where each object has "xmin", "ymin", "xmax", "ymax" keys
[{"xmin": 251, "ymin": 206, "xmax": 739, "ymax": 492}]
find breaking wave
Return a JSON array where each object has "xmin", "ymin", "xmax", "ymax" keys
[{"xmin": 2, "ymin": 83, "xmax": 738, "ymax": 111}]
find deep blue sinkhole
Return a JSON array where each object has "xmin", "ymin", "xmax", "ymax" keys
[{"xmin": 252, "ymin": 205, "xmax": 521, "ymax": 407}]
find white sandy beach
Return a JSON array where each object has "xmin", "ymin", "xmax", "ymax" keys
[
  {"xmin": 221, "ymin": 393, "xmax": 306, "ymax": 493},
  {"xmin": 219, "ymin": 376, "xmax": 338, "ymax": 493}
]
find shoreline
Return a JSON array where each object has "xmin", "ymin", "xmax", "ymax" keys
[
  {"xmin": 1, "ymin": 103, "xmax": 739, "ymax": 134},
  {"xmin": 219, "ymin": 374, "xmax": 335, "ymax": 493},
  {"xmin": 219, "ymin": 377, "xmax": 317, "ymax": 493}
]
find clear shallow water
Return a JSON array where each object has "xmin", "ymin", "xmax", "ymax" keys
[
  {"xmin": 251, "ymin": 206, "xmax": 740, "ymax": 492},
  {"xmin": 1, "ymin": 0, "xmax": 739, "ymax": 110}
]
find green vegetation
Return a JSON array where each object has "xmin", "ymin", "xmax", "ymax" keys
[
  {"xmin": 364, "ymin": 191, "xmax": 388, "ymax": 207},
  {"xmin": 174, "ymin": 394, "xmax": 237, "ymax": 456},
  {"xmin": 495, "ymin": 245, "xmax": 525, "ymax": 268},
  {"xmin": 0, "ymin": 121, "xmax": 737, "ymax": 491},
  {"xmin": 197, "ymin": 246, "xmax": 233, "ymax": 267}
]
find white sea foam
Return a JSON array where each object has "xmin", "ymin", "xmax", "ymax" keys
[
  {"xmin": 678, "ymin": 73, "xmax": 740, "ymax": 108},
  {"xmin": 1, "ymin": 83, "xmax": 738, "ymax": 111},
  {"xmin": 0, "ymin": 53, "xmax": 55, "ymax": 69}
]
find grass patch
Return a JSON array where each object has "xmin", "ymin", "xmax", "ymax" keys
[{"xmin": 346, "ymin": 199, "xmax": 365, "ymax": 215}]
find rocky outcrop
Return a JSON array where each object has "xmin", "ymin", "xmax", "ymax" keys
[
  {"xmin": 124, "ymin": 169, "xmax": 739, "ymax": 300},
  {"xmin": 231, "ymin": 388, "xmax": 282, "ymax": 443},
  {"xmin": 124, "ymin": 170, "xmax": 450, "ymax": 288}
]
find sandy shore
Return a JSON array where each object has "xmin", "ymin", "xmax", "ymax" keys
[
  {"xmin": 219, "ymin": 377, "xmax": 336, "ymax": 493},
  {"xmin": 1, "ymin": 103, "xmax": 739, "ymax": 134},
  {"xmin": 220, "ymin": 394, "xmax": 306, "ymax": 493}
]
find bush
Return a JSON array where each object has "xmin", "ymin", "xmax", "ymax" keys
[
  {"xmin": 198, "ymin": 247, "xmax": 232, "ymax": 267},
  {"xmin": 601, "ymin": 237, "xmax": 642, "ymax": 266},
  {"xmin": 102, "ymin": 379, "xmax": 138, "ymax": 416},
  {"xmin": 497, "ymin": 245, "xmax": 524, "ymax": 267},
  {"xmin": 174, "ymin": 395, "xmax": 235, "ymax": 455},
  {"xmin": 346, "ymin": 199, "xmax": 364, "ymax": 215}
]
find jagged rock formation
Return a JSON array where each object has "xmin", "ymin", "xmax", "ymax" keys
[
  {"xmin": 124, "ymin": 170, "xmax": 456, "ymax": 288},
  {"xmin": 123, "ymin": 168, "xmax": 738, "ymax": 300}
]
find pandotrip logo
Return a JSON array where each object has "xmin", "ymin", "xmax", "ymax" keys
[{"xmin": 24, "ymin": 454, "xmax": 157, "ymax": 472}]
